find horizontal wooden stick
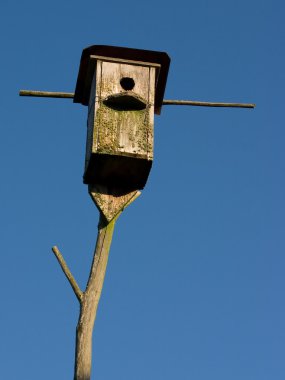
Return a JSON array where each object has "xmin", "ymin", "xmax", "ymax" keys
[
  {"xmin": 19, "ymin": 90, "xmax": 255, "ymax": 108},
  {"xmin": 162, "ymin": 99, "xmax": 255, "ymax": 108},
  {"xmin": 19, "ymin": 90, "xmax": 74, "ymax": 98}
]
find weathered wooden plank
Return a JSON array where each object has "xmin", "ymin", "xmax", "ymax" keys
[
  {"xmin": 90, "ymin": 54, "xmax": 161, "ymax": 68},
  {"xmin": 89, "ymin": 184, "xmax": 140, "ymax": 222}
]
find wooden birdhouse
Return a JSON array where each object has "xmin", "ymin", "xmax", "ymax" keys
[{"xmin": 74, "ymin": 45, "xmax": 170, "ymax": 192}]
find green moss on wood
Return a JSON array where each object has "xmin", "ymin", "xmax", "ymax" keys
[{"xmin": 92, "ymin": 103, "xmax": 153, "ymax": 158}]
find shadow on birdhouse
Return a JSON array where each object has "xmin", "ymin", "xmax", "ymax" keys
[{"xmin": 74, "ymin": 45, "xmax": 170, "ymax": 194}]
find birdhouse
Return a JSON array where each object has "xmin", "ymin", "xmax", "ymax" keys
[{"xmin": 74, "ymin": 45, "xmax": 170, "ymax": 191}]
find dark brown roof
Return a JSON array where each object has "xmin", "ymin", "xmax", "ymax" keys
[{"xmin": 73, "ymin": 45, "xmax": 170, "ymax": 114}]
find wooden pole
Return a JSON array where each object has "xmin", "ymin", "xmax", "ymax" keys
[
  {"xmin": 74, "ymin": 214, "xmax": 116, "ymax": 380},
  {"xmin": 19, "ymin": 90, "xmax": 255, "ymax": 108},
  {"xmin": 52, "ymin": 189, "xmax": 139, "ymax": 380},
  {"xmin": 162, "ymin": 99, "xmax": 255, "ymax": 108},
  {"xmin": 19, "ymin": 90, "xmax": 74, "ymax": 98},
  {"xmin": 52, "ymin": 214, "xmax": 116, "ymax": 380}
]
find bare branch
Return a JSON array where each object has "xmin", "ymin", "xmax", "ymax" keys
[{"xmin": 52, "ymin": 246, "xmax": 83, "ymax": 303}]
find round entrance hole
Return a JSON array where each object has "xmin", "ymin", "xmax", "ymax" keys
[{"xmin": 120, "ymin": 77, "xmax": 135, "ymax": 91}]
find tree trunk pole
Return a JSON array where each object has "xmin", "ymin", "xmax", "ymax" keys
[
  {"xmin": 52, "ymin": 192, "xmax": 139, "ymax": 379},
  {"xmin": 52, "ymin": 213, "xmax": 117, "ymax": 380},
  {"xmin": 73, "ymin": 214, "xmax": 116, "ymax": 380}
]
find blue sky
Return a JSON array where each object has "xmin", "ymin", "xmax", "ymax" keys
[{"xmin": 1, "ymin": 1, "xmax": 284, "ymax": 379}]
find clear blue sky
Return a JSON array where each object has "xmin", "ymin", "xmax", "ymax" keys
[{"xmin": 1, "ymin": 1, "xmax": 284, "ymax": 379}]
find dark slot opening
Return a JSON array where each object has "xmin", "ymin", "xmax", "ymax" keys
[{"xmin": 103, "ymin": 94, "xmax": 146, "ymax": 111}]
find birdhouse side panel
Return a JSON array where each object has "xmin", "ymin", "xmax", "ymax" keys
[{"xmin": 85, "ymin": 67, "xmax": 101, "ymax": 171}]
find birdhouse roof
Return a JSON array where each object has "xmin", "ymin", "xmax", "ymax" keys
[{"xmin": 73, "ymin": 45, "xmax": 170, "ymax": 114}]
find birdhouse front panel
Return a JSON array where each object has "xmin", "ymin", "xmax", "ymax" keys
[{"xmin": 84, "ymin": 57, "xmax": 157, "ymax": 190}]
